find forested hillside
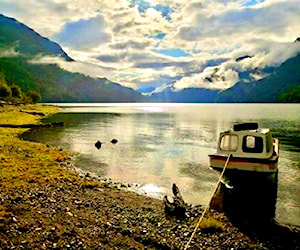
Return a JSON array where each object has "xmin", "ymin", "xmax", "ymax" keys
[{"xmin": 0, "ymin": 14, "xmax": 145, "ymax": 102}]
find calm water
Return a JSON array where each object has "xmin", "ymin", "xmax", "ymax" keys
[{"xmin": 24, "ymin": 103, "xmax": 300, "ymax": 226}]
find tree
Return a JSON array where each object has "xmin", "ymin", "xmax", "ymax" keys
[
  {"xmin": 25, "ymin": 90, "xmax": 42, "ymax": 103},
  {"xmin": 10, "ymin": 85, "xmax": 22, "ymax": 98},
  {"xmin": 0, "ymin": 83, "xmax": 11, "ymax": 99},
  {"xmin": 0, "ymin": 72, "xmax": 11, "ymax": 99},
  {"xmin": 0, "ymin": 71, "xmax": 5, "ymax": 84},
  {"xmin": 278, "ymin": 85, "xmax": 300, "ymax": 103}
]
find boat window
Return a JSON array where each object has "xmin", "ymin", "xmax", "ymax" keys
[
  {"xmin": 219, "ymin": 134, "xmax": 238, "ymax": 151},
  {"xmin": 242, "ymin": 136, "xmax": 263, "ymax": 153}
]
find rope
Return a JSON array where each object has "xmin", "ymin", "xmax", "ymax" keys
[{"xmin": 183, "ymin": 153, "xmax": 232, "ymax": 250}]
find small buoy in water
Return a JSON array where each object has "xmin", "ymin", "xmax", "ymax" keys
[
  {"xmin": 95, "ymin": 140, "xmax": 102, "ymax": 149},
  {"xmin": 111, "ymin": 139, "xmax": 118, "ymax": 144}
]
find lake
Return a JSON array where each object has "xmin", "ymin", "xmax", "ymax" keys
[{"xmin": 23, "ymin": 103, "xmax": 300, "ymax": 226}]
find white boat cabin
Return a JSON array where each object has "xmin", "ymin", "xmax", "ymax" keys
[{"xmin": 217, "ymin": 123, "xmax": 277, "ymax": 159}]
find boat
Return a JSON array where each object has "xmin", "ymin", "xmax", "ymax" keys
[
  {"xmin": 209, "ymin": 122, "xmax": 279, "ymax": 176},
  {"xmin": 209, "ymin": 123, "xmax": 279, "ymax": 220}
]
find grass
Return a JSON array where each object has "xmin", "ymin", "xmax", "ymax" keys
[
  {"xmin": 199, "ymin": 216, "xmax": 224, "ymax": 231},
  {"xmin": 0, "ymin": 104, "xmax": 57, "ymax": 125},
  {"xmin": 193, "ymin": 215, "xmax": 225, "ymax": 233},
  {"xmin": 0, "ymin": 104, "xmax": 57, "ymax": 136},
  {"xmin": 0, "ymin": 136, "xmax": 75, "ymax": 189},
  {"xmin": 0, "ymin": 104, "xmax": 83, "ymax": 219}
]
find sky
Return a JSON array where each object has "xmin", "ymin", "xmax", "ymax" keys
[{"xmin": 1, "ymin": 0, "xmax": 300, "ymax": 92}]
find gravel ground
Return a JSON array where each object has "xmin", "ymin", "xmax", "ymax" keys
[{"xmin": 1, "ymin": 164, "xmax": 299, "ymax": 249}]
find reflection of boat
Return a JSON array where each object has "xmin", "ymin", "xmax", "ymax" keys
[{"xmin": 209, "ymin": 122, "xmax": 279, "ymax": 175}]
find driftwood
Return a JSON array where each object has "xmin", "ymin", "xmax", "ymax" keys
[
  {"xmin": 0, "ymin": 122, "xmax": 64, "ymax": 128},
  {"xmin": 164, "ymin": 184, "xmax": 186, "ymax": 219},
  {"xmin": 20, "ymin": 110, "xmax": 46, "ymax": 116}
]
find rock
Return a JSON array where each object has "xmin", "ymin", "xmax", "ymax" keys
[
  {"xmin": 95, "ymin": 141, "xmax": 102, "ymax": 149},
  {"xmin": 111, "ymin": 139, "xmax": 118, "ymax": 144},
  {"xmin": 66, "ymin": 211, "xmax": 73, "ymax": 217}
]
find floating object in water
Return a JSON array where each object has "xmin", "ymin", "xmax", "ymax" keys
[
  {"xmin": 111, "ymin": 139, "xmax": 118, "ymax": 144},
  {"xmin": 95, "ymin": 139, "xmax": 118, "ymax": 149},
  {"xmin": 95, "ymin": 140, "xmax": 102, "ymax": 149}
]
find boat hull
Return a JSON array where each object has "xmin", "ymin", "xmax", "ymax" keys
[
  {"xmin": 209, "ymin": 154, "xmax": 278, "ymax": 173},
  {"xmin": 210, "ymin": 166, "xmax": 278, "ymax": 222}
]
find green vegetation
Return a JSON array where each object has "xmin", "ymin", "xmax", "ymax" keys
[
  {"xmin": 0, "ymin": 71, "xmax": 42, "ymax": 103},
  {"xmin": 0, "ymin": 56, "xmax": 145, "ymax": 103},
  {"xmin": 10, "ymin": 85, "xmax": 22, "ymax": 98},
  {"xmin": 278, "ymin": 85, "xmax": 300, "ymax": 103},
  {"xmin": 197, "ymin": 216, "xmax": 225, "ymax": 232},
  {"xmin": 0, "ymin": 81, "xmax": 11, "ymax": 98},
  {"xmin": 0, "ymin": 71, "xmax": 11, "ymax": 98},
  {"xmin": 0, "ymin": 105, "xmax": 101, "ymax": 218},
  {"xmin": 25, "ymin": 90, "xmax": 42, "ymax": 103},
  {"xmin": 199, "ymin": 216, "xmax": 224, "ymax": 231},
  {"xmin": 0, "ymin": 14, "xmax": 145, "ymax": 103}
]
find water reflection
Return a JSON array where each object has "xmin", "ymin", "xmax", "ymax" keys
[{"xmin": 24, "ymin": 103, "xmax": 300, "ymax": 226}]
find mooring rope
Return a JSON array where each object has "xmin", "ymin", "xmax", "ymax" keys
[{"xmin": 183, "ymin": 153, "xmax": 232, "ymax": 250}]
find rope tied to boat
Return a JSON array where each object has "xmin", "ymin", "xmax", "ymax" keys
[{"xmin": 183, "ymin": 153, "xmax": 232, "ymax": 250}]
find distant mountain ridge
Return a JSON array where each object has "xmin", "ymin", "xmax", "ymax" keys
[
  {"xmin": 0, "ymin": 14, "xmax": 146, "ymax": 102},
  {"xmin": 150, "ymin": 52, "xmax": 300, "ymax": 103},
  {"xmin": 217, "ymin": 53, "xmax": 300, "ymax": 102}
]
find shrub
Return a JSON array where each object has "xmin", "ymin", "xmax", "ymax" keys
[
  {"xmin": 0, "ymin": 83, "xmax": 12, "ymax": 99},
  {"xmin": 25, "ymin": 90, "xmax": 42, "ymax": 103},
  {"xmin": 195, "ymin": 216, "xmax": 224, "ymax": 232},
  {"xmin": 278, "ymin": 85, "xmax": 300, "ymax": 103},
  {"xmin": 10, "ymin": 85, "xmax": 22, "ymax": 98}
]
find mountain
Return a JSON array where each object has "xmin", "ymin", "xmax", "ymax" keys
[
  {"xmin": 0, "ymin": 14, "xmax": 146, "ymax": 102},
  {"xmin": 217, "ymin": 53, "xmax": 300, "ymax": 102},
  {"xmin": 0, "ymin": 14, "xmax": 72, "ymax": 61},
  {"xmin": 136, "ymin": 86, "xmax": 156, "ymax": 94},
  {"xmin": 150, "ymin": 52, "xmax": 300, "ymax": 103},
  {"xmin": 150, "ymin": 87, "xmax": 220, "ymax": 103}
]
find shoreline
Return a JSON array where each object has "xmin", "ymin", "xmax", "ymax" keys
[{"xmin": 0, "ymin": 104, "xmax": 299, "ymax": 249}]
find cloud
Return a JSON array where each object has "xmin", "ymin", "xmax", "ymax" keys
[
  {"xmin": 173, "ymin": 64, "xmax": 240, "ymax": 90},
  {"xmin": 109, "ymin": 38, "xmax": 152, "ymax": 50},
  {"xmin": 135, "ymin": 61, "xmax": 191, "ymax": 69},
  {"xmin": 0, "ymin": 0, "xmax": 92, "ymax": 37},
  {"xmin": 55, "ymin": 16, "xmax": 111, "ymax": 49},
  {"xmin": 29, "ymin": 54, "xmax": 115, "ymax": 79},
  {"xmin": 171, "ymin": 38, "xmax": 300, "ymax": 90},
  {"xmin": 239, "ymin": 39, "xmax": 300, "ymax": 69},
  {"xmin": 175, "ymin": 1, "xmax": 300, "ymax": 44},
  {"xmin": 0, "ymin": 47, "xmax": 19, "ymax": 57}
]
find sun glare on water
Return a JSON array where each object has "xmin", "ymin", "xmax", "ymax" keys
[{"xmin": 138, "ymin": 106, "xmax": 164, "ymax": 112}]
